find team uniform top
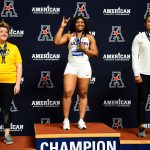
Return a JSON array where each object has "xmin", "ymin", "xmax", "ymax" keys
[{"xmin": 68, "ymin": 33, "xmax": 90, "ymax": 64}]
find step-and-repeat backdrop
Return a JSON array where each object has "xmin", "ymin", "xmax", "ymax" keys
[{"xmin": 0, "ymin": 0, "xmax": 150, "ymax": 135}]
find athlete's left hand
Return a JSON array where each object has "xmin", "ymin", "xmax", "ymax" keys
[{"xmin": 79, "ymin": 43, "xmax": 87, "ymax": 52}]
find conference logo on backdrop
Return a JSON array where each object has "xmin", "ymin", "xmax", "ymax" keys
[
  {"xmin": 32, "ymin": 5, "xmax": 60, "ymax": 14},
  {"xmin": 109, "ymin": 26, "xmax": 125, "ymax": 42},
  {"xmin": 112, "ymin": 118, "xmax": 123, "ymax": 129},
  {"xmin": 145, "ymin": 94, "xmax": 150, "ymax": 111},
  {"xmin": 103, "ymin": 98, "xmax": 131, "ymax": 108},
  {"xmin": 109, "ymin": 71, "xmax": 125, "ymax": 88},
  {"xmin": 90, "ymin": 76, "xmax": 96, "ymax": 85},
  {"xmin": 32, "ymin": 98, "xmax": 60, "ymax": 108},
  {"xmin": 103, "ymin": 7, "xmax": 131, "ymax": 16},
  {"xmin": 1, "ymin": 0, "xmax": 18, "ymax": 17},
  {"xmin": 32, "ymin": 52, "xmax": 60, "ymax": 61},
  {"xmin": 144, "ymin": 123, "xmax": 150, "ymax": 128},
  {"xmin": 0, "ymin": 98, "xmax": 18, "ymax": 112},
  {"xmin": 144, "ymin": 3, "xmax": 150, "ymax": 19},
  {"xmin": 144, "ymin": 124, "xmax": 150, "ymax": 128},
  {"xmin": 21, "ymin": 77, "xmax": 24, "ymax": 84},
  {"xmin": 41, "ymin": 118, "xmax": 50, "ymax": 124},
  {"xmin": 89, "ymin": 31, "xmax": 96, "ymax": 37},
  {"xmin": 38, "ymin": 25, "xmax": 53, "ymax": 41},
  {"xmin": 9, "ymin": 27, "xmax": 24, "ymax": 38},
  {"xmin": 73, "ymin": 2, "xmax": 90, "ymax": 19},
  {"xmin": 38, "ymin": 71, "xmax": 54, "ymax": 88},
  {"xmin": 74, "ymin": 95, "xmax": 90, "ymax": 111},
  {"xmin": 0, "ymin": 123, "xmax": 24, "ymax": 132},
  {"xmin": 103, "ymin": 52, "xmax": 130, "ymax": 61}
]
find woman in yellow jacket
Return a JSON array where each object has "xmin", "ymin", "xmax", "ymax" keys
[{"xmin": 0, "ymin": 21, "xmax": 22, "ymax": 144}]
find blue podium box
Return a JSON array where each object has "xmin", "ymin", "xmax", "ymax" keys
[{"xmin": 34, "ymin": 123, "xmax": 121, "ymax": 150}]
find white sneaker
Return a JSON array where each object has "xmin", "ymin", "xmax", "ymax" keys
[
  {"xmin": 63, "ymin": 118, "xmax": 70, "ymax": 130},
  {"xmin": 78, "ymin": 119, "xmax": 87, "ymax": 130}
]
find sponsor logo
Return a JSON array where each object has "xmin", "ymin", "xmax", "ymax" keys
[
  {"xmin": 0, "ymin": 123, "xmax": 24, "ymax": 132},
  {"xmin": 9, "ymin": 27, "xmax": 24, "ymax": 38},
  {"xmin": 32, "ymin": 99, "xmax": 60, "ymax": 108},
  {"xmin": 103, "ymin": 53, "xmax": 130, "ymax": 61},
  {"xmin": 32, "ymin": 5, "xmax": 60, "ymax": 14},
  {"xmin": 32, "ymin": 52, "xmax": 60, "ymax": 61},
  {"xmin": 103, "ymin": 7, "xmax": 131, "ymax": 16},
  {"xmin": 103, "ymin": 98, "xmax": 131, "ymax": 107}
]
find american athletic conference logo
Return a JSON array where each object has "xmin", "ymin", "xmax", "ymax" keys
[
  {"xmin": 38, "ymin": 25, "xmax": 53, "ymax": 41},
  {"xmin": 109, "ymin": 71, "xmax": 125, "ymax": 88},
  {"xmin": 38, "ymin": 71, "xmax": 54, "ymax": 88},
  {"xmin": 73, "ymin": 2, "xmax": 90, "ymax": 19},
  {"xmin": 112, "ymin": 118, "xmax": 123, "ymax": 129},
  {"xmin": 144, "ymin": 3, "xmax": 150, "ymax": 19},
  {"xmin": 145, "ymin": 94, "xmax": 150, "ymax": 111},
  {"xmin": 1, "ymin": 0, "xmax": 18, "ymax": 17},
  {"xmin": 74, "ymin": 95, "xmax": 90, "ymax": 111},
  {"xmin": 109, "ymin": 26, "xmax": 125, "ymax": 42},
  {"xmin": 41, "ymin": 118, "xmax": 50, "ymax": 124},
  {"xmin": 0, "ymin": 98, "xmax": 18, "ymax": 112},
  {"xmin": 0, "ymin": 123, "xmax": 24, "ymax": 132}
]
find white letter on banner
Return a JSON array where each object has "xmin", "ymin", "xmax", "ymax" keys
[
  {"xmin": 50, "ymin": 142, "xmax": 58, "ymax": 150},
  {"xmin": 83, "ymin": 141, "xmax": 91, "ymax": 150},
  {"xmin": 40, "ymin": 142, "xmax": 48, "ymax": 150},
  {"xmin": 70, "ymin": 141, "xmax": 82, "ymax": 150},
  {"xmin": 92, "ymin": 141, "xmax": 96, "ymax": 150},
  {"xmin": 97, "ymin": 141, "xmax": 105, "ymax": 150},
  {"xmin": 60, "ymin": 142, "xmax": 68, "ymax": 150},
  {"xmin": 107, "ymin": 141, "xmax": 116, "ymax": 150}
]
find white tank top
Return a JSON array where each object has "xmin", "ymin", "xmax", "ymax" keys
[{"xmin": 68, "ymin": 33, "xmax": 90, "ymax": 64}]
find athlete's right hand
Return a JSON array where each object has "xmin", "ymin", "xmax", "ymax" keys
[
  {"xmin": 60, "ymin": 17, "xmax": 70, "ymax": 28},
  {"xmin": 134, "ymin": 75, "xmax": 142, "ymax": 83}
]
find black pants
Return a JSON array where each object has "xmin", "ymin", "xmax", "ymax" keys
[
  {"xmin": 0, "ymin": 83, "xmax": 15, "ymax": 129},
  {"xmin": 136, "ymin": 74, "xmax": 150, "ymax": 125}
]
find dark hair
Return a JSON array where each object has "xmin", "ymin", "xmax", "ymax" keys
[
  {"xmin": 0, "ymin": 21, "xmax": 10, "ymax": 32},
  {"xmin": 69, "ymin": 16, "xmax": 89, "ymax": 34},
  {"xmin": 144, "ymin": 14, "xmax": 150, "ymax": 23}
]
